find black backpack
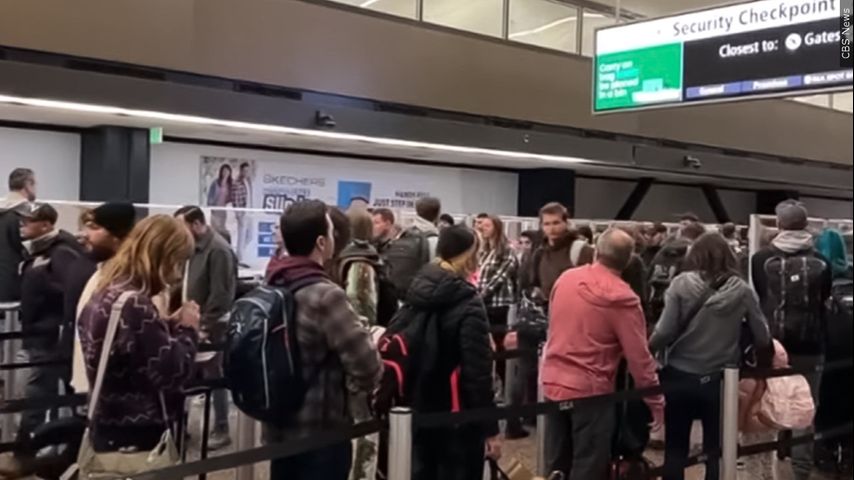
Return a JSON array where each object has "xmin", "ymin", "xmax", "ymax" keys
[
  {"xmin": 763, "ymin": 250, "xmax": 828, "ymax": 353},
  {"xmin": 646, "ymin": 241, "xmax": 689, "ymax": 325},
  {"xmin": 373, "ymin": 306, "xmax": 445, "ymax": 416},
  {"xmin": 384, "ymin": 227, "xmax": 437, "ymax": 298},
  {"xmin": 339, "ymin": 248, "xmax": 399, "ymax": 328},
  {"xmin": 224, "ymin": 281, "xmax": 317, "ymax": 426}
]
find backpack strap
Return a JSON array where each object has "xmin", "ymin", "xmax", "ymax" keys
[
  {"xmin": 87, "ymin": 290, "xmax": 135, "ymax": 422},
  {"xmin": 569, "ymin": 239, "xmax": 587, "ymax": 267}
]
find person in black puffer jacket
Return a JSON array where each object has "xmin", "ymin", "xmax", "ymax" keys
[
  {"xmin": 405, "ymin": 225, "xmax": 501, "ymax": 480},
  {"xmin": 16, "ymin": 204, "xmax": 84, "ymax": 454}
]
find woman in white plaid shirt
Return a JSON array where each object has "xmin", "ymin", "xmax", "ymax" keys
[{"xmin": 476, "ymin": 215, "xmax": 519, "ymax": 400}]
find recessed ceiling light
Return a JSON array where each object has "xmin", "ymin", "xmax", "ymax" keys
[{"xmin": 0, "ymin": 93, "xmax": 594, "ymax": 166}]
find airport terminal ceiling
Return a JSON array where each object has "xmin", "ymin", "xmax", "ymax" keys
[
  {"xmin": 329, "ymin": 0, "xmax": 853, "ymax": 112},
  {"xmin": 0, "ymin": 97, "xmax": 849, "ymax": 201}
]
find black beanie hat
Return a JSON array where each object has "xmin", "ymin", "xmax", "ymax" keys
[
  {"xmin": 91, "ymin": 202, "xmax": 137, "ymax": 239},
  {"xmin": 437, "ymin": 225, "xmax": 477, "ymax": 261}
]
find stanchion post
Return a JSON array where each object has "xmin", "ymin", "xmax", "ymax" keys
[
  {"xmin": 536, "ymin": 355, "xmax": 546, "ymax": 477},
  {"xmin": 234, "ymin": 412, "xmax": 256, "ymax": 480},
  {"xmin": 1, "ymin": 304, "xmax": 20, "ymax": 443},
  {"xmin": 721, "ymin": 366, "xmax": 740, "ymax": 480},
  {"xmin": 388, "ymin": 407, "xmax": 413, "ymax": 480}
]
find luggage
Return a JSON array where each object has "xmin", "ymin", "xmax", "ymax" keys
[
  {"xmin": 755, "ymin": 340, "xmax": 816, "ymax": 431},
  {"xmin": 224, "ymin": 281, "xmax": 318, "ymax": 426},
  {"xmin": 762, "ymin": 251, "xmax": 828, "ymax": 353},
  {"xmin": 383, "ymin": 227, "xmax": 437, "ymax": 297},
  {"xmin": 610, "ymin": 364, "xmax": 653, "ymax": 480}
]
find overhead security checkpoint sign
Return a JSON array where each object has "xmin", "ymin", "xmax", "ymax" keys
[{"xmin": 593, "ymin": 0, "xmax": 853, "ymax": 113}]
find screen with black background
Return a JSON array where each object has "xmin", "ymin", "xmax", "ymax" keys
[{"xmin": 683, "ymin": 18, "xmax": 845, "ymax": 94}]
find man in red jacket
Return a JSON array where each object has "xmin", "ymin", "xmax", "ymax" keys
[{"xmin": 541, "ymin": 228, "xmax": 664, "ymax": 480}]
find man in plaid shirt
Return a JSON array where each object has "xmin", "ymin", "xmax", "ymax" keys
[
  {"xmin": 232, "ymin": 162, "xmax": 252, "ymax": 261},
  {"xmin": 263, "ymin": 200, "xmax": 381, "ymax": 480}
]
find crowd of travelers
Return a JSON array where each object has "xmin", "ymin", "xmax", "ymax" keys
[{"xmin": 0, "ymin": 165, "xmax": 850, "ymax": 480}]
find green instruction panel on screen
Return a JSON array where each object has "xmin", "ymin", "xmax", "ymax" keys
[{"xmin": 594, "ymin": 43, "xmax": 683, "ymax": 111}]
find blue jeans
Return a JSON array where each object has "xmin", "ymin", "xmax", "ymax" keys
[{"xmin": 270, "ymin": 442, "xmax": 352, "ymax": 480}]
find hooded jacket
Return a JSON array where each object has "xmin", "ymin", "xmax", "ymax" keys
[
  {"xmin": 542, "ymin": 263, "xmax": 664, "ymax": 417},
  {"xmin": 20, "ymin": 229, "xmax": 84, "ymax": 351},
  {"xmin": 650, "ymin": 272, "xmax": 772, "ymax": 375},
  {"xmin": 751, "ymin": 230, "xmax": 832, "ymax": 355},
  {"xmin": 263, "ymin": 257, "xmax": 382, "ymax": 440},
  {"xmin": 0, "ymin": 192, "xmax": 28, "ymax": 302},
  {"xmin": 529, "ymin": 231, "xmax": 594, "ymax": 299},
  {"xmin": 405, "ymin": 263, "xmax": 498, "ymax": 437}
]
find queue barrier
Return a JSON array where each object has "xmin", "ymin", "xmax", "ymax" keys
[
  {"xmin": 2, "ymin": 307, "xmax": 852, "ymax": 480},
  {"xmin": 124, "ymin": 360, "xmax": 850, "ymax": 480}
]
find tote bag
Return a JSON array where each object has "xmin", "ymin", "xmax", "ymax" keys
[{"xmin": 74, "ymin": 291, "xmax": 179, "ymax": 479}]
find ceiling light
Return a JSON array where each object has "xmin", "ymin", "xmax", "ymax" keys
[{"xmin": 0, "ymin": 93, "xmax": 594, "ymax": 166}]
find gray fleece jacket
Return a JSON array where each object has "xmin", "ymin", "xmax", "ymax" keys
[{"xmin": 649, "ymin": 272, "xmax": 771, "ymax": 375}]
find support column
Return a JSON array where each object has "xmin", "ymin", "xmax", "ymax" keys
[
  {"xmin": 79, "ymin": 126, "xmax": 150, "ymax": 203},
  {"xmin": 755, "ymin": 190, "xmax": 800, "ymax": 215},
  {"xmin": 517, "ymin": 169, "xmax": 575, "ymax": 218}
]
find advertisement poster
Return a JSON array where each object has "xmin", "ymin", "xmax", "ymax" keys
[{"xmin": 199, "ymin": 155, "xmax": 439, "ymax": 269}]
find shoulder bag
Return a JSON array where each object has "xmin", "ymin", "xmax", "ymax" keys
[{"xmin": 74, "ymin": 290, "xmax": 180, "ymax": 479}]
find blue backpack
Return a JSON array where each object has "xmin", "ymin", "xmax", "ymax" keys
[{"xmin": 224, "ymin": 281, "xmax": 317, "ymax": 426}]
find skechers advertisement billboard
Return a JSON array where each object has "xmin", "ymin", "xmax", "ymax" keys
[{"xmin": 593, "ymin": 0, "xmax": 853, "ymax": 113}]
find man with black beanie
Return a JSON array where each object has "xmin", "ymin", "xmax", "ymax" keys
[{"xmin": 66, "ymin": 202, "xmax": 137, "ymax": 393}]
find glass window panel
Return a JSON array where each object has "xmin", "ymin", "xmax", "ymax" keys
[
  {"xmin": 329, "ymin": 0, "xmax": 417, "ymax": 19},
  {"xmin": 581, "ymin": 8, "xmax": 616, "ymax": 56},
  {"xmin": 832, "ymin": 92, "xmax": 853, "ymax": 113},
  {"xmin": 509, "ymin": 0, "xmax": 579, "ymax": 53},
  {"xmin": 792, "ymin": 95, "xmax": 831, "ymax": 108},
  {"xmin": 424, "ymin": 0, "xmax": 504, "ymax": 37}
]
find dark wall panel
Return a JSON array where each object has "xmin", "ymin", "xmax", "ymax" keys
[
  {"xmin": 518, "ymin": 169, "xmax": 575, "ymax": 218},
  {"xmin": 80, "ymin": 126, "xmax": 149, "ymax": 203}
]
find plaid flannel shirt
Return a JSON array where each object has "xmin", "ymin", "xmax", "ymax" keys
[
  {"xmin": 477, "ymin": 246, "xmax": 519, "ymax": 308},
  {"xmin": 231, "ymin": 179, "xmax": 249, "ymax": 208},
  {"xmin": 262, "ymin": 280, "xmax": 382, "ymax": 441}
]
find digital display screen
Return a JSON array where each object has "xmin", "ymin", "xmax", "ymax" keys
[{"xmin": 593, "ymin": 0, "xmax": 853, "ymax": 113}]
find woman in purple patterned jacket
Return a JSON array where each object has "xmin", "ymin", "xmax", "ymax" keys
[{"xmin": 78, "ymin": 215, "xmax": 200, "ymax": 454}]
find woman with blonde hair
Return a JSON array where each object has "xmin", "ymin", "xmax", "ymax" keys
[
  {"xmin": 392, "ymin": 225, "xmax": 501, "ymax": 480},
  {"xmin": 77, "ymin": 215, "xmax": 200, "ymax": 468}
]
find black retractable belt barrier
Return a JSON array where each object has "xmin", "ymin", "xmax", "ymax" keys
[
  {"xmin": 738, "ymin": 423, "xmax": 854, "ymax": 458},
  {"xmin": 645, "ymin": 448, "xmax": 722, "ymax": 479},
  {"xmin": 493, "ymin": 348, "xmax": 537, "ymax": 361},
  {"xmin": 741, "ymin": 359, "xmax": 853, "ymax": 380},
  {"xmin": 125, "ymin": 419, "xmax": 383, "ymax": 480},
  {"xmin": 0, "ymin": 392, "xmax": 86, "ymax": 414},
  {"xmin": 0, "ymin": 330, "xmax": 54, "ymax": 342},
  {"xmin": 414, "ymin": 372, "xmax": 721, "ymax": 429},
  {"xmin": 0, "ymin": 357, "xmax": 71, "ymax": 371}
]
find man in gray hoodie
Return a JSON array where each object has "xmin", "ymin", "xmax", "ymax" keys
[
  {"xmin": 751, "ymin": 200, "xmax": 831, "ymax": 480},
  {"xmin": 0, "ymin": 168, "xmax": 36, "ymax": 302}
]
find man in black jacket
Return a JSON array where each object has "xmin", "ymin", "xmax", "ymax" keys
[
  {"xmin": 0, "ymin": 168, "xmax": 36, "ymax": 302},
  {"xmin": 16, "ymin": 203, "xmax": 83, "ymax": 452},
  {"xmin": 751, "ymin": 200, "xmax": 832, "ymax": 480}
]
